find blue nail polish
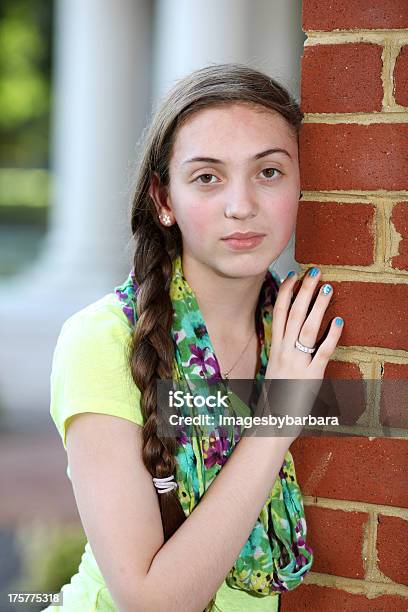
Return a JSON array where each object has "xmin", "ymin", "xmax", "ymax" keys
[
  {"xmin": 286, "ymin": 270, "xmax": 296, "ymax": 278},
  {"xmin": 322, "ymin": 284, "xmax": 332, "ymax": 295},
  {"xmin": 335, "ymin": 317, "xmax": 343, "ymax": 326},
  {"xmin": 308, "ymin": 267, "xmax": 320, "ymax": 277}
]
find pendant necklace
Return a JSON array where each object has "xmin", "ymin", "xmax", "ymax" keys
[{"xmin": 221, "ymin": 331, "xmax": 255, "ymax": 381}]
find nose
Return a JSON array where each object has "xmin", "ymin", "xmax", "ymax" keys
[{"xmin": 224, "ymin": 179, "xmax": 258, "ymax": 220}]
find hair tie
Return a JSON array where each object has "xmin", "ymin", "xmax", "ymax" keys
[{"xmin": 153, "ymin": 474, "xmax": 178, "ymax": 494}]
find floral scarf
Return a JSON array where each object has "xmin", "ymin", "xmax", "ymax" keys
[{"xmin": 114, "ymin": 254, "xmax": 313, "ymax": 604}]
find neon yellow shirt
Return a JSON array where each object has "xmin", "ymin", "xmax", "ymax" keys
[{"xmin": 42, "ymin": 292, "xmax": 279, "ymax": 612}]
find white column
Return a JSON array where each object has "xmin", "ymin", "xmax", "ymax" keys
[
  {"xmin": 152, "ymin": 0, "xmax": 253, "ymax": 100},
  {"xmin": 0, "ymin": 0, "xmax": 152, "ymax": 423}
]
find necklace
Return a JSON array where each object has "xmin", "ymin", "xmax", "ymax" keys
[{"xmin": 222, "ymin": 330, "xmax": 255, "ymax": 380}]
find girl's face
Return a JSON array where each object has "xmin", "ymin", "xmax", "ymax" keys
[{"xmin": 164, "ymin": 102, "xmax": 300, "ymax": 278}]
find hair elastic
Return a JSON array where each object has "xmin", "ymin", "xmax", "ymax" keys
[{"xmin": 153, "ymin": 474, "xmax": 178, "ymax": 494}]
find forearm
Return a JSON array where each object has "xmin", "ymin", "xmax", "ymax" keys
[{"xmin": 137, "ymin": 435, "xmax": 291, "ymax": 612}]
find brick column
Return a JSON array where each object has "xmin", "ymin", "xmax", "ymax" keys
[{"xmin": 283, "ymin": 2, "xmax": 408, "ymax": 610}]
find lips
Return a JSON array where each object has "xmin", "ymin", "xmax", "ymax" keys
[
  {"xmin": 221, "ymin": 232, "xmax": 265, "ymax": 240},
  {"xmin": 221, "ymin": 232, "xmax": 266, "ymax": 251}
]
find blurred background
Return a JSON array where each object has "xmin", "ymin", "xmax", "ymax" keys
[{"xmin": 0, "ymin": 0, "xmax": 305, "ymax": 609}]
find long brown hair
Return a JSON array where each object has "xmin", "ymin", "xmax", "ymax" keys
[{"xmin": 127, "ymin": 62, "xmax": 303, "ymax": 607}]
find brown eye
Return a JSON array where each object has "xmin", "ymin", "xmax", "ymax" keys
[
  {"xmin": 195, "ymin": 173, "xmax": 216, "ymax": 184},
  {"xmin": 261, "ymin": 168, "xmax": 281, "ymax": 179}
]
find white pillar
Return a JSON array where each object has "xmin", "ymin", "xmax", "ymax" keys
[
  {"xmin": 153, "ymin": 0, "xmax": 255, "ymax": 101},
  {"xmin": 0, "ymin": 0, "xmax": 152, "ymax": 423}
]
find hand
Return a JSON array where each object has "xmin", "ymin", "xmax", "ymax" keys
[{"xmin": 260, "ymin": 268, "xmax": 344, "ymax": 441}]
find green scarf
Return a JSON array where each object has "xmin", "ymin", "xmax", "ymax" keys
[{"xmin": 114, "ymin": 254, "xmax": 313, "ymax": 602}]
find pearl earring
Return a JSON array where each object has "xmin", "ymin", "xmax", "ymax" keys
[{"xmin": 160, "ymin": 213, "xmax": 172, "ymax": 226}]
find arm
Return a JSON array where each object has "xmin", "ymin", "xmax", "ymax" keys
[{"xmin": 66, "ymin": 412, "xmax": 290, "ymax": 612}]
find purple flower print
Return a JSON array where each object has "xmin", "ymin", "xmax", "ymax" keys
[
  {"xmin": 123, "ymin": 305, "xmax": 135, "ymax": 326},
  {"xmin": 204, "ymin": 432, "xmax": 231, "ymax": 468},
  {"xmin": 175, "ymin": 426, "xmax": 189, "ymax": 446},
  {"xmin": 115, "ymin": 289, "xmax": 128, "ymax": 301},
  {"xmin": 290, "ymin": 538, "xmax": 312, "ymax": 569},
  {"xmin": 271, "ymin": 570, "xmax": 288, "ymax": 592},
  {"xmin": 188, "ymin": 344, "xmax": 221, "ymax": 379}
]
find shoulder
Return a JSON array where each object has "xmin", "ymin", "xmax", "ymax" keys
[
  {"xmin": 50, "ymin": 292, "xmax": 143, "ymax": 450},
  {"xmin": 57, "ymin": 292, "xmax": 132, "ymax": 347},
  {"xmin": 51, "ymin": 293, "xmax": 132, "ymax": 377},
  {"xmin": 51, "ymin": 291, "xmax": 134, "ymax": 385}
]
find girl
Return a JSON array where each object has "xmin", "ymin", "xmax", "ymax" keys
[{"xmin": 44, "ymin": 63, "xmax": 344, "ymax": 612}]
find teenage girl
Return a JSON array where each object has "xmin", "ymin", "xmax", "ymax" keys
[{"xmin": 43, "ymin": 63, "xmax": 343, "ymax": 612}]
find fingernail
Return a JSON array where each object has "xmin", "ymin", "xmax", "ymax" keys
[
  {"xmin": 335, "ymin": 317, "xmax": 343, "ymax": 326},
  {"xmin": 322, "ymin": 284, "xmax": 332, "ymax": 295},
  {"xmin": 308, "ymin": 267, "xmax": 320, "ymax": 277},
  {"xmin": 286, "ymin": 270, "xmax": 296, "ymax": 278}
]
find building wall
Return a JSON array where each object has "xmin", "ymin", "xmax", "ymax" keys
[{"xmin": 284, "ymin": 2, "xmax": 408, "ymax": 609}]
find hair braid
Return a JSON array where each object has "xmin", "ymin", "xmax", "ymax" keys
[{"xmin": 129, "ymin": 219, "xmax": 187, "ymax": 543}]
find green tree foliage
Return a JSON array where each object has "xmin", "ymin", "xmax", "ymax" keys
[
  {"xmin": 12, "ymin": 521, "xmax": 87, "ymax": 598},
  {"xmin": 0, "ymin": 0, "xmax": 53, "ymax": 167}
]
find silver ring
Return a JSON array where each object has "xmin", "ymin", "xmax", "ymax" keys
[{"xmin": 295, "ymin": 338, "xmax": 316, "ymax": 354}]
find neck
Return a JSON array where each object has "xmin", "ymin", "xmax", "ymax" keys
[{"xmin": 181, "ymin": 254, "xmax": 266, "ymax": 340}]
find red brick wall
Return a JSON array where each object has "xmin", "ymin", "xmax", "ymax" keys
[{"xmin": 282, "ymin": 2, "xmax": 408, "ymax": 609}]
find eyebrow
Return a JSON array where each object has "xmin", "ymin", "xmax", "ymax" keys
[{"xmin": 181, "ymin": 148, "xmax": 292, "ymax": 165}]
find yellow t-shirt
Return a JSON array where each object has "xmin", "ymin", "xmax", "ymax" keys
[{"xmin": 43, "ymin": 292, "xmax": 279, "ymax": 612}]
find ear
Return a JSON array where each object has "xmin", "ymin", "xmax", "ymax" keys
[{"xmin": 149, "ymin": 172, "xmax": 173, "ymax": 219}]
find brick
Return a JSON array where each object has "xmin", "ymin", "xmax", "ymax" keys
[
  {"xmin": 299, "ymin": 124, "xmax": 408, "ymax": 191},
  {"xmin": 280, "ymin": 584, "xmax": 408, "ymax": 611},
  {"xmin": 301, "ymin": 44, "xmax": 383, "ymax": 113},
  {"xmin": 295, "ymin": 201, "xmax": 375, "ymax": 265},
  {"xmin": 291, "ymin": 437, "xmax": 408, "ymax": 507},
  {"xmin": 394, "ymin": 46, "xmax": 408, "ymax": 107},
  {"xmin": 292, "ymin": 280, "xmax": 408, "ymax": 351},
  {"xmin": 380, "ymin": 363, "xmax": 408, "ymax": 430},
  {"xmin": 302, "ymin": 0, "xmax": 408, "ymax": 31},
  {"xmin": 325, "ymin": 360, "xmax": 361, "ymax": 380},
  {"xmin": 390, "ymin": 201, "xmax": 408, "ymax": 272},
  {"xmin": 377, "ymin": 515, "xmax": 408, "ymax": 585},
  {"xmin": 304, "ymin": 505, "xmax": 367, "ymax": 578},
  {"xmin": 321, "ymin": 360, "xmax": 366, "ymax": 427}
]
